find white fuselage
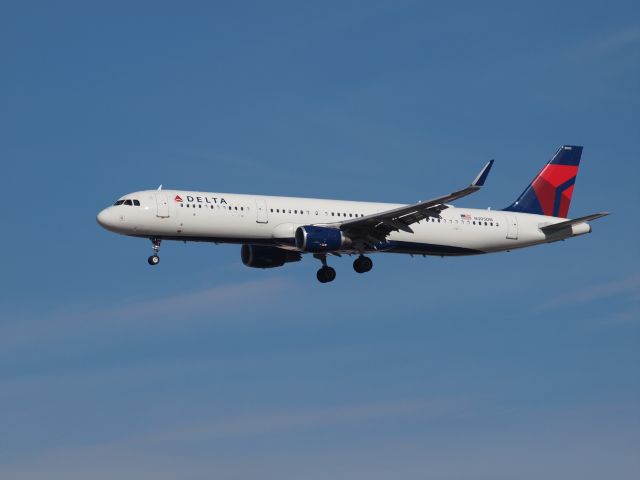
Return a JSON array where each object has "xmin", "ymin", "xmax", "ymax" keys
[{"xmin": 97, "ymin": 189, "xmax": 591, "ymax": 256}]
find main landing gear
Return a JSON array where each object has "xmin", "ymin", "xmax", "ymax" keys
[
  {"xmin": 313, "ymin": 254, "xmax": 374, "ymax": 282},
  {"xmin": 314, "ymin": 254, "xmax": 337, "ymax": 283},
  {"xmin": 353, "ymin": 255, "xmax": 373, "ymax": 274},
  {"xmin": 148, "ymin": 238, "xmax": 161, "ymax": 266}
]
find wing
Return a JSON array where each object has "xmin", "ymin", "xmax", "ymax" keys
[{"xmin": 330, "ymin": 160, "xmax": 494, "ymax": 244}]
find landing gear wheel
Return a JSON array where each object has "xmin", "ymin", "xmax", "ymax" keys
[
  {"xmin": 317, "ymin": 266, "xmax": 337, "ymax": 283},
  {"xmin": 148, "ymin": 238, "xmax": 162, "ymax": 266},
  {"xmin": 353, "ymin": 255, "xmax": 373, "ymax": 273}
]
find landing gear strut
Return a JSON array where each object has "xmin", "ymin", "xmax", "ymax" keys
[
  {"xmin": 148, "ymin": 238, "xmax": 161, "ymax": 265},
  {"xmin": 353, "ymin": 255, "xmax": 373, "ymax": 274},
  {"xmin": 314, "ymin": 253, "xmax": 336, "ymax": 283}
]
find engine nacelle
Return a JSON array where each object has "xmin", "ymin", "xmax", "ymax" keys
[
  {"xmin": 241, "ymin": 245, "xmax": 301, "ymax": 269},
  {"xmin": 295, "ymin": 226, "xmax": 351, "ymax": 252}
]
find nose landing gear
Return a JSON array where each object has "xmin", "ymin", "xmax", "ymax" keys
[
  {"xmin": 148, "ymin": 238, "xmax": 161, "ymax": 266},
  {"xmin": 353, "ymin": 255, "xmax": 373, "ymax": 273}
]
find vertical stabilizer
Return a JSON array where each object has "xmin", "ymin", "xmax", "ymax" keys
[{"xmin": 503, "ymin": 145, "xmax": 582, "ymax": 218}]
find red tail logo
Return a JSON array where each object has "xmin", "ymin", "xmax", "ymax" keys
[
  {"xmin": 531, "ymin": 164, "xmax": 578, "ymax": 218},
  {"xmin": 503, "ymin": 145, "xmax": 583, "ymax": 218}
]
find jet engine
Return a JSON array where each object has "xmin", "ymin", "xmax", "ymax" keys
[
  {"xmin": 295, "ymin": 226, "xmax": 351, "ymax": 253},
  {"xmin": 241, "ymin": 245, "xmax": 301, "ymax": 269}
]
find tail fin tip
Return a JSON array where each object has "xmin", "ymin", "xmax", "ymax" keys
[{"xmin": 554, "ymin": 145, "xmax": 583, "ymax": 166}]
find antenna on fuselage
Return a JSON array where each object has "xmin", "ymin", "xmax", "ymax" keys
[{"xmin": 157, "ymin": 185, "xmax": 163, "ymax": 191}]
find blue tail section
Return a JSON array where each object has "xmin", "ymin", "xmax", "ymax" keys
[{"xmin": 503, "ymin": 145, "xmax": 583, "ymax": 218}]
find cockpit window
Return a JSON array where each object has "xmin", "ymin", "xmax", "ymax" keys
[{"xmin": 114, "ymin": 198, "xmax": 141, "ymax": 206}]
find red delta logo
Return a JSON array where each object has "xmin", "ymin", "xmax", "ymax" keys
[{"xmin": 174, "ymin": 195, "xmax": 183, "ymax": 203}]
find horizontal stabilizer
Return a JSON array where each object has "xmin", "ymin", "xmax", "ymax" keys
[{"xmin": 540, "ymin": 212, "xmax": 610, "ymax": 233}]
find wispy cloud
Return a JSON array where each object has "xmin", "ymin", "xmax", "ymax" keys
[
  {"xmin": 571, "ymin": 25, "xmax": 640, "ymax": 61},
  {"xmin": 0, "ymin": 277, "xmax": 290, "ymax": 348},
  {"xmin": 593, "ymin": 309, "xmax": 640, "ymax": 328},
  {"xmin": 0, "ymin": 397, "xmax": 468, "ymax": 475},
  {"xmin": 127, "ymin": 397, "xmax": 465, "ymax": 446},
  {"xmin": 588, "ymin": 26, "xmax": 640, "ymax": 56},
  {"xmin": 540, "ymin": 274, "xmax": 640, "ymax": 310},
  {"xmin": 2, "ymin": 397, "xmax": 638, "ymax": 480}
]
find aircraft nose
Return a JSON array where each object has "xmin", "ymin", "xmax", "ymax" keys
[{"xmin": 97, "ymin": 208, "xmax": 116, "ymax": 230}]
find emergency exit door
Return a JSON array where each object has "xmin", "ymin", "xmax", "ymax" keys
[
  {"xmin": 255, "ymin": 199, "xmax": 268, "ymax": 223},
  {"xmin": 156, "ymin": 195, "xmax": 170, "ymax": 218},
  {"xmin": 506, "ymin": 215, "xmax": 518, "ymax": 240}
]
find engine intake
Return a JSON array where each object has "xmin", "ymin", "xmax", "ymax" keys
[
  {"xmin": 295, "ymin": 226, "xmax": 350, "ymax": 252},
  {"xmin": 241, "ymin": 245, "xmax": 301, "ymax": 269}
]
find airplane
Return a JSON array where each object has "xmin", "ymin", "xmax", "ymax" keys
[{"xmin": 97, "ymin": 145, "xmax": 608, "ymax": 283}]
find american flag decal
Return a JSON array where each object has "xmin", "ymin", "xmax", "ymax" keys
[{"xmin": 460, "ymin": 214, "xmax": 472, "ymax": 220}]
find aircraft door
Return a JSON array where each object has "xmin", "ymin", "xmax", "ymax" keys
[
  {"xmin": 255, "ymin": 199, "xmax": 268, "ymax": 223},
  {"xmin": 156, "ymin": 195, "xmax": 170, "ymax": 218},
  {"xmin": 506, "ymin": 215, "xmax": 518, "ymax": 239}
]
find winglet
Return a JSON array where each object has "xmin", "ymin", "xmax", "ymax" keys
[{"xmin": 471, "ymin": 160, "xmax": 494, "ymax": 187}]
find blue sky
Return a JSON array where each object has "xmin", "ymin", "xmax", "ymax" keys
[{"xmin": 1, "ymin": 1, "xmax": 639, "ymax": 478}]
